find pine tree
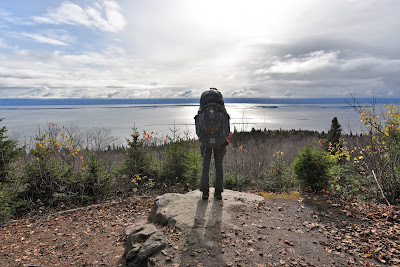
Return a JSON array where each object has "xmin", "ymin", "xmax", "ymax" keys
[
  {"xmin": 0, "ymin": 118, "xmax": 19, "ymax": 183},
  {"xmin": 325, "ymin": 117, "xmax": 342, "ymax": 153},
  {"xmin": 122, "ymin": 128, "xmax": 153, "ymax": 178}
]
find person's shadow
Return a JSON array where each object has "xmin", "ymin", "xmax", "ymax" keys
[
  {"xmin": 181, "ymin": 196, "xmax": 224, "ymax": 266},
  {"xmin": 203, "ymin": 199, "xmax": 223, "ymax": 265}
]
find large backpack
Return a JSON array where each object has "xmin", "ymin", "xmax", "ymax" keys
[{"xmin": 195, "ymin": 89, "xmax": 230, "ymax": 147}]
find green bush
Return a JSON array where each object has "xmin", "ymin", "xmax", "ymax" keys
[
  {"xmin": 347, "ymin": 102, "xmax": 400, "ymax": 204},
  {"xmin": 162, "ymin": 129, "xmax": 202, "ymax": 189},
  {"xmin": 0, "ymin": 119, "xmax": 22, "ymax": 222},
  {"xmin": 261, "ymin": 152, "xmax": 294, "ymax": 192},
  {"xmin": 80, "ymin": 153, "xmax": 111, "ymax": 203},
  {"xmin": 183, "ymin": 141, "xmax": 201, "ymax": 190},
  {"xmin": 223, "ymin": 172, "xmax": 252, "ymax": 190},
  {"xmin": 121, "ymin": 129, "xmax": 155, "ymax": 179},
  {"xmin": 22, "ymin": 144, "xmax": 73, "ymax": 206},
  {"xmin": 0, "ymin": 184, "xmax": 13, "ymax": 222},
  {"xmin": 328, "ymin": 164, "xmax": 361, "ymax": 197},
  {"xmin": 223, "ymin": 172, "xmax": 237, "ymax": 189},
  {"xmin": 0, "ymin": 118, "xmax": 20, "ymax": 183},
  {"xmin": 162, "ymin": 140, "xmax": 188, "ymax": 185},
  {"xmin": 292, "ymin": 145, "xmax": 335, "ymax": 191}
]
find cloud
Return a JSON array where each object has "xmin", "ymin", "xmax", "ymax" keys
[
  {"xmin": 387, "ymin": 91, "xmax": 400, "ymax": 97},
  {"xmin": 255, "ymin": 50, "xmax": 339, "ymax": 75},
  {"xmin": 230, "ymin": 88, "xmax": 260, "ymax": 97},
  {"xmin": 177, "ymin": 89, "xmax": 195, "ymax": 98},
  {"xmin": 0, "ymin": 44, "xmax": 195, "ymax": 99},
  {"xmin": 283, "ymin": 90, "xmax": 295, "ymax": 97},
  {"xmin": 0, "ymin": 8, "xmax": 32, "ymax": 25},
  {"xmin": 0, "ymin": 38, "xmax": 9, "ymax": 48},
  {"xmin": 20, "ymin": 32, "xmax": 69, "ymax": 46},
  {"xmin": 33, "ymin": 1, "xmax": 126, "ymax": 33},
  {"xmin": 250, "ymin": 47, "xmax": 400, "ymax": 98},
  {"xmin": 2, "ymin": 1, "xmax": 400, "ymax": 99}
]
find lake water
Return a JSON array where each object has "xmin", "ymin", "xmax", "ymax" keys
[{"xmin": 0, "ymin": 98, "xmax": 398, "ymax": 144}]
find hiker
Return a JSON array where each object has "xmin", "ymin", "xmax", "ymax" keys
[{"xmin": 194, "ymin": 88, "xmax": 232, "ymax": 200}]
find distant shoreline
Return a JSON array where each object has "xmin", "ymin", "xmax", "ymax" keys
[{"xmin": 0, "ymin": 97, "xmax": 398, "ymax": 106}]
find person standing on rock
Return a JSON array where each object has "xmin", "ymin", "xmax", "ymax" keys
[{"xmin": 194, "ymin": 88, "xmax": 232, "ymax": 200}]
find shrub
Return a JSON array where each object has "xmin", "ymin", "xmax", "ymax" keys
[
  {"xmin": 0, "ymin": 119, "xmax": 21, "ymax": 222},
  {"xmin": 0, "ymin": 118, "xmax": 20, "ymax": 183},
  {"xmin": 328, "ymin": 164, "xmax": 359, "ymax": 197},
  {"xmin": 113, "ymin": 129, "xmax": 156, "ymax": 195},
  {"xmin": 20, "ymin": 125, "xmax": 86, "ymax": 207},
  {"xmin": 292, "ymin": 145, "xmax": 335, "ymax": 191},
  {"xmin": 223, "ymin": 172, "xmax": 237, "ymax": 189},
  {"xmin": 161, "ymin": 126, "xmax": 201, "ymax": 189},
  {"xmin": 80, "ymin": 153, "xmax": 111, "ymax": 203},
  {"xmin": 120, "ymin": 129, "xmax": 155, "ymax": 179},
  {"xmin": 223, "ymin": 172, "xmax": 252, "ymax": 190},
  {"xmin": 162, "ymin": 139, "xmax": 188, "ymax": 185},
  {"xmin": 261, "ymin": 151, "xmax": 294, "ymax": 192},
  {"xmin": 349, "ymin": 103, "xmax": 400, "ymax": 204},
  {"xmin": 0, "ymin": 184, "xmax": 13, "ymax": 222},
  {"xmin": 183, "ymin": 140, "xmax": 202, "ymax": 190},
  {"xmin": 22, "ymin": 143, "xmax": 73, "ymax": 206}
]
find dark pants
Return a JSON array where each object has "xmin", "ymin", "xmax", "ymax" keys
[{"xmin": 200, "ymin": 145, "xmax": 226, "ymax": 195}]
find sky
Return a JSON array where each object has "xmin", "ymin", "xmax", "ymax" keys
[{"xmin": 0, "ymin": 0, "xmax": 400, "ymax": 99}]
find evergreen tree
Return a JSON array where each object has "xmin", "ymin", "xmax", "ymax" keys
[
  {"xmin": 121, "ymin": 128, "xmax": 154, "ymax": 178},
  {"xmin": 0, "ymin": 118, "xmax": 19, "ymax": 183},
  {"xmin": 325, "ymin": 117, "xmax": 342, "ymax": 153},
  {"xmin": 162, "ymin": 139, "xmax": 188, "ymax": 185},
  {"xmin": 82, "ymin": 153, "xmax": 111, "ymax": 202}
]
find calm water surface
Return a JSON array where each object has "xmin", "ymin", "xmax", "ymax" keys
[{"xmin": 1, "ymin": 98, "xmax": 397, "ymax": 144}]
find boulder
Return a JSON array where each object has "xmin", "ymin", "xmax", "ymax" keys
[
  {"xmin": 148, "ymin": 188, "xmax": 264, "ymax": 230},
  {"xmin": 124, "ymin": 221, "xmax": 167, "ymax": 267},
  {"xmin": 123, "ymin": 188, "xmax": 264, "ymax": 266}
]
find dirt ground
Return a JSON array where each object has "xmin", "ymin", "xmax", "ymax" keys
[
  {"xmin": 1, "ymin": 192, "xmax": 399, "ymax": 267},
  {"xmin": 148, "ymin": 192, "xmax": 400, "ymax": 267},
  {"xmin": 0, "ymin": 197, "xmax": 153, "ymax": 266}
]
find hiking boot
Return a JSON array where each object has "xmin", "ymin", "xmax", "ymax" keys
[
  {"xmin": 202, "ymin": 192, "xmax": 209, "ymax": 200},
  {"xmin": 214, "ymin": 193, "xmax": 222, "ymax": 200}
]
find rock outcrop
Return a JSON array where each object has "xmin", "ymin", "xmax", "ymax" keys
[
  {"xmin": 148, "ymin": 188, "xmax": 264, "ymax": 230},
  {"xmin": 122, "ymin": 188, "xmax": 264, "ymax": 266}
]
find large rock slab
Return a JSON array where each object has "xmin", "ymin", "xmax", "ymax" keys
[
  {"xmin": 148, "ymin": 188, "xmax": 264, "ymax": 230},
  {"xmin": 123, "ymin": 188, "xmax": 264, "ymax": 266}
]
